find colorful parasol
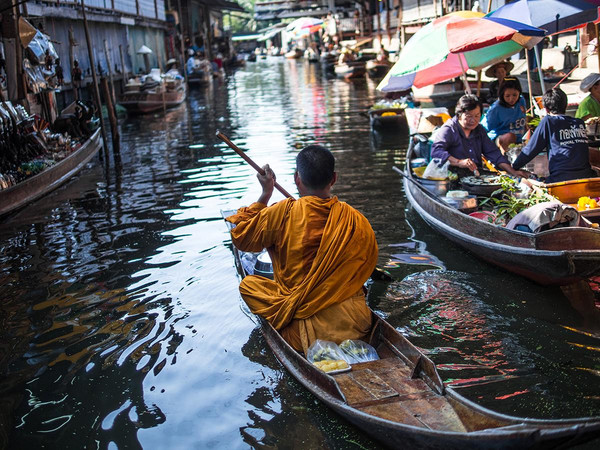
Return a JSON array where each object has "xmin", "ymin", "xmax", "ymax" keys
[
  {"xmin": 486, "ymin": 0, "xmax": 600, "ymax": 35},
  {"xmin": 377, "ymin": 11, "xmax": 546, "ymax": 92},
  {"xmin": 285, "ymin": 17, "xmax": 323, "ymax": 38}
]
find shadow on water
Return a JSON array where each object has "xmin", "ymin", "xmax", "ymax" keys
[{"xmin": 0, "ymin": 57, "xmax": 598, "ymax": 449}]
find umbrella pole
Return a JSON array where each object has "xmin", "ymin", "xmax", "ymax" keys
[
  {"xmin": 525, "ymin": 50, "xmax": 536, "ymax": 114},
  {"xmin": 534, "ymin": 45, "xmax": 546, "ymax": 94},
  {"xmin": 458, "ymin": 55, "xmax": 472, "ymax": 94}
]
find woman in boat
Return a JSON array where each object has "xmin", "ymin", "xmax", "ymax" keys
[
  {"xmin": 575, "ymin": 73, "xmax": 600, "ymax": 121},
  {"xmin": 225, "ymin": 145, "xmax": 378, "ymax": 354},
  {"xmin": 513, "ymin": 88, "xmax": 596, "ymax": 183},
  {"xmin": 430, "ymin": 94, "xmax": 529, "ymax": 178},
  {"xmin": 485, "ymin": 60, "xmax": 514, "ymax": 104},
  {"xmin": 481, "ymin": 77, "xmax": 527, "ymax": 152}
]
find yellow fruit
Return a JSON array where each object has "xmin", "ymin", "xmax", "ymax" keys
[{"xmin": 313, "ymin": 359, "xmax": 349, "ymax": 372}]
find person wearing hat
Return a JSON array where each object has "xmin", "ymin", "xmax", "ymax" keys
[
  {"xmin": 485, "ymin": 61, "xmax": 514, "ymax": 103},
  {"xmin": 575, "ymin": 73, "xmax": 600, "ymax": 121}
]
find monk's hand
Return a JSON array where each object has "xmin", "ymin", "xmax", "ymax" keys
[{"xmin": 257, "ymin": 164, "xmax": 275, "ymax": 204}]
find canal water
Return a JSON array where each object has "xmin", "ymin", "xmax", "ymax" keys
[{"xmin": 1, "ymin": 58, "xmax": 599, "ymax": 449}]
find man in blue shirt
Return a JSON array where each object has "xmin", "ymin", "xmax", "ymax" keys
[
  {"xmin": 512, "ymin": 88, "xmax": 596, "ymax": 183},
  {"xmin": 431, "ymin": 94, "xmax": 528, "ymax": 177}
]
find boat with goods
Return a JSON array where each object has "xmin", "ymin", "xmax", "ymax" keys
[
  {"xmin": 0, "ymin": 99, "xmax": 102, "ymax": 218},
  {"xmin": 223, "ymin": 210, "xmax": 600, "ymax": 449},
  {"xmin": 119, "ymin": 69, "xmax": 186, "ymax": 114},
  {"xmin": 398, "ymin": 145, "xmax": 600, "ymax": 285}
]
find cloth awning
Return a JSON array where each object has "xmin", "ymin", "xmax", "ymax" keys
[
  {"xmin": 232, "ymin": 34, "xmax": 262, "ymax": 41},
  {"xmin": 198, "ymin": 0, "xmax": 245, "ymax": 12},
  {"xmin": 277, "ymin": 8, "xmax": 327, "ymax": 19}
]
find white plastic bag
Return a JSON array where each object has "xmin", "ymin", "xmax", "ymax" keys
[
  {"xmin": 339, "ymin": 340, "xmax": 379, "ymax": 364},
  {"xmin": 422, "ymin": 158, "xmax": 450, "ymax": 180}
]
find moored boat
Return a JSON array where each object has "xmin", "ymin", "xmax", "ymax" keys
[
  {"xmin": 399, "ymin": 146, "xmax": 600, "ymax": 285},
  {"xmin": 368, "ymin": 107, "xmax": 407, "ymax": 131},
  {"xmin": 120, "ymin": 69, "xmax": 186, "ymax": 114},
  {"xmin": 366, "ymin": 59, "xmax": 391, "ymax": 80},
  {"xmin": 223, "ymin": 210, "xmax": 600, "ymax": 449},
  {"xmin": 0, "ymin": 128, "xmax": 102, "ymax": 218},
  {"xmin": 334, "ymin": 61, "xmax": 366, "ymax": 80}
]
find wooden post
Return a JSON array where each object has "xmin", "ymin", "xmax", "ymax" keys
[
  {"xmin": 101, "ymin": 76, "xmax": 119, "ymax": 152},
  {"xmin": 177, "ymin": 0, "xmax": 188, "ymax": 85},
  {"xmin": 119, "ymin": 44, "xmax": 127, "ymax": 92},
  {"xmin": 386, "ymin": 0, "xmax": 392, "ymax": 47},
  {"xmin": 103, "ymin": 40, "xmax": 118, "ymax": 118},
  {"xmin": 153, "ymin": 31, "xmax": 167, "ymax": 114},
  {"xmin": 80, "ymin": 0, "xmax": 109, "ymax": 161},
  {"xmin": 525, "ymin": 50, "xmax": 535, "ymax": 114},
  {"xmin": 376, "ymin": 1, "xmax": 382, "ymax": 48},
  {"xmin": 596, "ymin": 24, "xmax": 600, "ymax": 74}
]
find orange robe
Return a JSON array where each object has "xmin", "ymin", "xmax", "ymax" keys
[{"xmin": 226, "ymin": 196, "xmax": 378, "ymax": 353}]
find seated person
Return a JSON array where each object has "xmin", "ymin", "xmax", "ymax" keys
[
  {"xmin": 226, "ymin": 145, "xmax": 378, "ymax": 354},
  {"xmin": 513, "ymin": 88, "xmax": 596, "ymax": 184},
  {"xmin": 575, "ymin": 72, "xmax": 600, "ymax": 121},
  {"xmin": 485, "ymin": 60, "xmax": 514, "ymax": 103},
  {"xmin": 481, "ymin": 78, "xmax": 527, "ymax": 152},
  {"xmin": 431, "ymin": 94, "xmax": 529, "ymax": 178}
]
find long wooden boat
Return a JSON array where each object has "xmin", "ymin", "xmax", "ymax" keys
[
  {"xmin": 366, "ymin": 60, "xmax": 391, "ymax": 80},
  {"xmin": 334, "ymin": 61, "xmax": 367, "ymax": 80},
  {"xmin": 223, "ymin": 210, "xmax": 600, "ymax": 449},
  {"xmin": 119, "ymin": 79, "xmax": 186, "ymax": 114},
  {"xmin": 368, "ymin": 107, "xmax": 407, "ymax": 131},
  {"xmin": 400, "ymin": 146, "xmax": 600, "ymax": 285},
  {"xmin": 0, "ymin": 129, "xmax": 102, "ymax": 218}
]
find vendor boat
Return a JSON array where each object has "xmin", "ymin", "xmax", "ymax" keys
[
  {"xmin": 368, "ymin": 107, "xmax": 407, "ymax": 131},
  {"xmin": 399, "ymin": 145, "xmax": 600, "ymax": 285},
  {"xmin": 223, "ymin": 210, "xmax": 600, "ymax": 449},
  {"xmin": 0, "ymin": 128, "xmax": 101, "ymax": 218},
  {"xmin": 119, "ymin": 69, "xmax": 186, "ymax": 114},
  {"xmin": 366, "ymin": 60, "xmax": 391, "ymax": 80},
  {"xmin": 334, "ymin": 61, "xmax": 366, "ymax": 80}
]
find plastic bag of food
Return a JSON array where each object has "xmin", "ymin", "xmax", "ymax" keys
[
  {"xmin": 306, "ymin": 340, "xmax": 346, "ymax": 363},
  {"xmin": 339, "ymin": 340, "xmax": 379, "ymax": 364},
  {"xmin": 422, "ymin": 158, "xmax": 449, "ymax": 180}
]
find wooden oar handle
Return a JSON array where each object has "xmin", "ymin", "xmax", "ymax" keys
[{"xmin": 216, "ymin": 131, "xmax": 294, "ymax": 199}]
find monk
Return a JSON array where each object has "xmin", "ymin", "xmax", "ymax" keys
[{"xmin": 226, "ymin": 145, "xmax": 378, "ymax": 354}]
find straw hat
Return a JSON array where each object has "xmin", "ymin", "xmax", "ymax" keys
[
  {"xmin": 166, "ymin": 58, "xmax": 177, "ymax": 65},
  {"xmin": 417, "ymin": 113, "xmax": 451, "ymax": 133},
  {"xmin": 580, "ymin": 73, "xmax": 600, "ymax": 92},
  {"xmin": 484, "ymin": 61, "xmax": 514, "ymax": 78}
]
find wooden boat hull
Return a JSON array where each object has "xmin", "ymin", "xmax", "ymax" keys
[
  {"xmin": 187, "ymin": 72, "xmax": 210, "ymax": 86},
  {"xmin": 366, "ymin": 61, "xmax": 391, "ymax": 79},
  {"xmin": 0, "ymin": 129, "xmax": 102, "ymax": 218},
  {"xmin": 401, "ymin": 148, "xmax": 600, "ymax": 285},
  {"xmin": 224, "ymin": 211, "xmax": 600, "ymax": 448},
  {"xmin": 119, "ymin": 86, "xmax": 186, "ymax": 114},
  {"xmin": 368, "ymin": 108, "xmax": 407, "ymax": 131},
  {"xmin": 335, "ymin": 62, "xmax": 366, "ymax": 80}
]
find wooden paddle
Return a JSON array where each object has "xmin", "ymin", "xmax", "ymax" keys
[
  {"xmin": 216, "ymin": 130, "xmax": 394, "ymax": 282},
  {"xmin": 216, "ymin": 131, "xmax": 295, "ymax": 199}
]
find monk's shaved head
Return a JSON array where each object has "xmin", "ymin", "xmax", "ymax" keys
[{"xmin": 296, "ymin": 145, "xmax": 335, "ymax": 190}]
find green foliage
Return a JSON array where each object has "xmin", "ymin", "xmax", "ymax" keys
[{"xmin": 479, "ymin": 175, "xmax": 553, "ymax": 225}]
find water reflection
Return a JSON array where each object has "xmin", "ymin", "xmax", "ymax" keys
[{"xmin": 0, "ymin": 57, "xmax": 598, "ymax": 449}]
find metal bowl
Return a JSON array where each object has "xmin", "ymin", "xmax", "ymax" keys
[
  {"xmin": 254, "ymin": 251, "xmax": 274, "ymax": 279},
  {"xmin": 417, "ymin": 177, "xmax": 450, "ymax": 196}
]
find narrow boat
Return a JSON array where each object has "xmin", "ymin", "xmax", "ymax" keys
[
  {"xmin": 0, "ymin": 128, "xmax": 102, "ymax": 218},
  {"xmin": 284, "ymin": 48, "xmax": 303, "ymax": 59},
  {"xmin": 334, "ymin": 61, "xmax": 366, "ymax": 80},
  {"xmin": 368, "ymin": 107, "xmax": 407, "ymax": 131},
  {"xmin": 119, "ymin": 70, "xmax": 186, "ymax": 114},
  {"xmin": 223, "ymin": 210, "xmax": 600, "ymax": 449},
  {"xmin": 399, "ymin": 146, "xmax": 600, "ymax": 285},
  {"xmin": 366, "ymin": 59, "xmax": 391, "ymax": 80}
]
